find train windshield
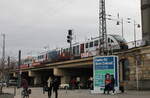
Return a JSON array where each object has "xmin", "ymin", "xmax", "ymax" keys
[{"xmin": 112, "ymin": 35, "xmax": 127, "ymax": 43}]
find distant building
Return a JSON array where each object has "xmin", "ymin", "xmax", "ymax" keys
[{"xmin": 141, "ymin": 0, "xmax": 150, "ymax": 44}]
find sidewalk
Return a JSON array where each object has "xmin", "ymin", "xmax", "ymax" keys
[{"xmin": 3, "ymin": 87, "xmax": 150, "ymax": 98}]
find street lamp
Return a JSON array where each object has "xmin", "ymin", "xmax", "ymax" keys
[
  {"xmin": 107, "ymin": 14, "xmax": 124, "ymax": 38},
  {"xmin": 127, "ymin": 19, "xmax": 140, "ymax": 47},
  {"xmin": 116, "ymin": 17, "xmax": 124, "ymax": 38}
]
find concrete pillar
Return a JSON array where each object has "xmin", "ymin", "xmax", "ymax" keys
[
  {"xmin": 54, "ymin": 68, "xmax": 65, "ymax": 76},
  {"xmin": 54, "ymin": 68, "xmax": 71, "ymax": 84},
  {"xmin": 28, "ymin": 71, "xmax": 41, "ymax": 86},
  {"xmin": 34, "ymin": 75, "xmax": 41, "ymax": 86},
  {"xmin": 28, "ymin": 70, "xmax": 36, "ymax": 77},
  {"xmin": 13, "ymin": 72, "xmax": 17, "ymax": 78}
]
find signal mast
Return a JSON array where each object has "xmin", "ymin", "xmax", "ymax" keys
[{"xmin": 99, "ymin": 0, "xmax": 108, "ymax": 55}]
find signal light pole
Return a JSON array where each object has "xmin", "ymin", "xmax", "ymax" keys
[
  {"xmin": 67, "ymin": 30, "xmax": 73, "ymax": 57},
  {"xmin": 17, "ymin": 50, "xmax": 21, "ymax": 88}
]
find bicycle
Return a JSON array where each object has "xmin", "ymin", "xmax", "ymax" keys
[{"xmin": 21, "ymin": 89, "xmax": 31, "ymax": 98}]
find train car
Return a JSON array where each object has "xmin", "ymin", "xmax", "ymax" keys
[
  {"xmin": 20, "ymin": 56, "xmax": 34, "ymax": 69},
  {"xmin": 27, "ymin": 34, "xmax": 128, "ymax": 65},
  {"xmin": 72, "ymin": 43, "xmax": 81, "ymax": 59},
  {"xmin": 35, "ymin": 52, "xmax": 47, "ymax": 63},
  {"xmin": 110, "ymin": 34, "xmax": 128, "ymax": 50},
  {"xmin": 58, "ymin": 48, "xmax": 71, "ymax": 61},
  {"xmin": 47, "ymin": 50, "xmax": 60, "ymax": 62},
  {"xmin": 81, "ymin": 34, "xmax": 128, "ymax": 58}
]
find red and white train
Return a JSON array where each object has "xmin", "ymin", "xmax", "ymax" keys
[{"xmin": 20, "ymin": 34, "xmax": 128, "ymax": 69}]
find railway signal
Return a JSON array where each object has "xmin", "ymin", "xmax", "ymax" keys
[
  {"xmin": 67, "ymin": 30, "xmax": 73, "ymax": 43},
  {"xmin": 67, "ymin": 29, "xmax": 73, "ymax": 57}
]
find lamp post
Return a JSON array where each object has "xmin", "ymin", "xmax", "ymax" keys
[
  {"xmin": 117, "ymin": 18, "xmax": 124, "ymax": 38},
  {"xmin": 107, "ymin": 14, "xmax": 124, "ymax": 38},
  {"xmin": 134, "ymin": 20, "xmax": 140, "ymax": 47},
  {"xmin": 127, "ymin": 19, "xmax": 140, "ymax": 47}
]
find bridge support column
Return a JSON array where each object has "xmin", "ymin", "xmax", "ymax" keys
[
  {"xmin": 28, "ymin": 71, "xmax": 42, "ymax": 86},
  {"xmin": 34, "ymin": 75, "xmax": 41, "ymax": 86},
  {"xmin": 13, "ymin": 72, "xmax": 17, "ymax": 78},
  {"xmin": 54, "ymin": 68, "xmax": 71, "ymax": 84}
]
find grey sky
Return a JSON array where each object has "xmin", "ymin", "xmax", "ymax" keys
[{"xmin": 0, "ymin": 0, "xmax": 141, "ymax": 58}]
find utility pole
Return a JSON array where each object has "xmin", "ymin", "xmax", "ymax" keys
[
  {"xmin": 7, "ymin": 56, "xmax": 10, "ymax": 82},
  {"xmin": 134, "ymin": 20, "xmax": 137, "ymax": 47},
  {"xmin": 1, "ymin": 33, "xmax": 5, "ymax": 80},
  {"xmin": 99, "ymin": 0, "xmax": 107, "ymax": 55},
  {"xmin": 17, "ymin": 50, "xmax": 21, "ymax": 88},
  {"xmin": 8, "ymin": 56, "xmax": 10, "ymax": 67},
  {"xmin": 0, "ymin": 33, "xmax": 5, "ymax": 94}
]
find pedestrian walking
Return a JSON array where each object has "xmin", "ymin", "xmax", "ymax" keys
[
  {"xmin": 47, "ymin": 76, "xmax": 60, "ymax": 98},
  {"xmin": 70, "ymin": 78, "xmax": 76, "ymax": 89},
  {"xmin": 47, "ymin": 77, "xmax": 52, "ymax": 98},
  {"xmin": 43, "ymin": 80, "xmax": 48, "ymax": 94},
  {"xmin": 21, "ymin": 78, "xmax": 28, "ymax": 92},
  {"xmin": 76, "ymin": 77, "xmax": 80, "ymax": 89},
  {"xmin": 119, "ymin": 81, "xmax": 125, "ymax": 93},
  {"xmin": 52, "ymin": 76, "xmax": 60, "ymax": 98},
  {"xmin": 21, "ymin": 78, "xmax": 31, "ymax": 98},
  {"xmin": 110, "ymin": 75, "xmax": 115, "ymax": 94}
]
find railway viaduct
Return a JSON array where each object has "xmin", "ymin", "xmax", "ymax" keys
[{"xmin": 10, "ymin": 45, "xmax": 150, "ymax": 90}]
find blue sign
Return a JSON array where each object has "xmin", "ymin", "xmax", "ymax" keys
[{"xmin": 93, "ymin": 56, "xmax": 119, "ymax": 93}]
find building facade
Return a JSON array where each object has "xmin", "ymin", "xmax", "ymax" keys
[{"xmin": 141, "ymin": 0, "xmax": 150, "ymax": 44}]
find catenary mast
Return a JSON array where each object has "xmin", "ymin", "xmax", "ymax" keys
[{"xmin": 99, "ymin": 0, "xmax": 107, "ymax": 55}]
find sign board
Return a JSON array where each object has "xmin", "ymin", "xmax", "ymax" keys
[
  {"xmin": 93, "ymin": 56, "xmax": 119, "ymax": 93},
  {"xmin": 81, "ymin": 50, "xmax": 99, "ymax": 58}
]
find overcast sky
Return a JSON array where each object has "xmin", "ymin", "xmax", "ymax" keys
[{"xmin": 0, "ymin": 0, "xmax": 141, "ymax": 58}]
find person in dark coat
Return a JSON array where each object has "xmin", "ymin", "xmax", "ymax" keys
[
  {"xmin": 43, "ymin": 80, "xmax": 48, "ymax": 94},
  {"xmin": 52, "ymin": 77, "xmax": 60, "ymax": 98},
  {"xmin": 47, "ymin": 77, "xmax": 52, "ymax": 98},
  {"xmin": 21, "ymin": 78, "xmax": 28, "ymax": 92},
  {"xmin": 47, "ymin": 76, "xmax": 60, "ymax": 98},
  {"xmin": 110, "ymin": 75, "xmax": 115, "ymax": 94}
]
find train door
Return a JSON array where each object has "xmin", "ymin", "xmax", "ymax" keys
[{"xmin": 80, "ymin": 44, "xmax": 84, "ymax": 54}]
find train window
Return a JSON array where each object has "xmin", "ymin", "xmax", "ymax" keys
[
  {"xmin": 94, "ymin": 40, "xmax": 98, "ymax": 46},
  {"xmin": 63, "ymin": 49, "xmax": 65, "ymax": 52},
  {"xmin": 76, "ymin": 45, "xmax": 79, "ymax": 55},
  {"xmin": 111, "ymin": 39, "xmax": 114, "ymax": 43},
  {"xmin": 66, "ymin": 48, "xmax": 69, "ymax": 52},
  {"xmin": 73, "ymin": 46, "xmax": 76, "ymax": 54},
  {"xmin": 80, "ymin": 44, "xmax": 84, "ymax": 53},
  {"xmin": 90, "ymin": 42, "xmax": 93, "ymax": 47},
  {"xmin": 108, "ymin": 38, "xmax": 110, "ymax": 43},
  {"xmin": 86, "ymin": 43, "xmax": 89, "ymax": 48},
  {"xmin": 38, "ymin": 55, "xmax": 44, "ymax": 59}
]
